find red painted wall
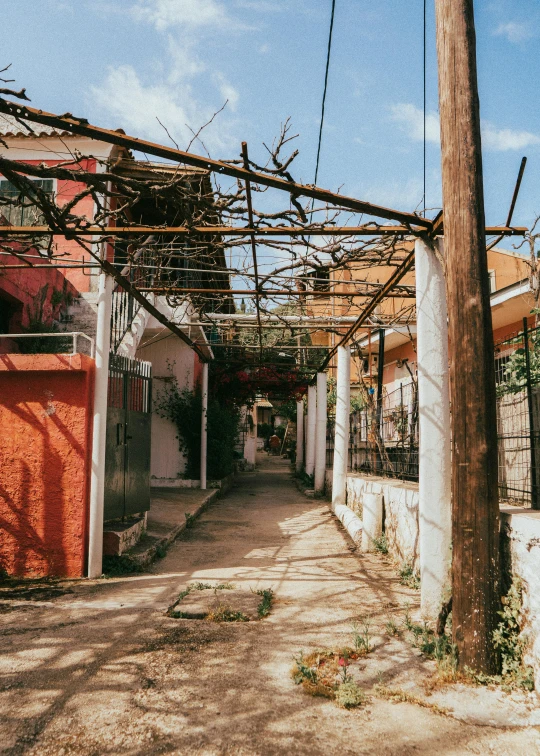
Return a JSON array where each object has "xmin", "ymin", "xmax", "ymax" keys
[{"xmin": 0, "ymin": 353, "xmax": 94, "ymax": 578}]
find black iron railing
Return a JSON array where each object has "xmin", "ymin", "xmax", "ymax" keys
[{"xmin": 495, "ymin": 319, "xmax": 540, "ymax": 509}]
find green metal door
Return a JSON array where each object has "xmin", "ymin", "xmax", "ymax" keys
[{"xmin": 104, "ymin": 355, "xmax": 152, "ymax": 521}]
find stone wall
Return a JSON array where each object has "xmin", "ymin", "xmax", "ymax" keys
[
  {"xmin": 345, "ymin": 474, "xmax": 420, "ymax": 570},
  {"xmin": 326, "ymin": 468, "xmax": 540, "ymax": 689},
  {"xmin": 500, "ymin": 507, "xmax": 540, "ymax": 690}
]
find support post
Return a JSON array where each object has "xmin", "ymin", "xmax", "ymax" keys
[
  {"xmin": 435, "ymin": 0, "xmax": 500, "ymax": 672},
  {"xmin": 306, "ymin": 384, "xmax": 317, "ymax": 477},
  {"xmin": 200, "ymin": 361, "xmax": 209, "ymax": 490},
  {"xmin": 88, "ymin": 272, "xmax": 113, "ymax": 578},
  {"xmin": 523, "ymin": 318, "xmax": 538, "ymax": 509},
  {"xmin": 332, "ymin": 346, "xmax": 351, "ymax": 510},
  {"xmin": 315, "ymin": 372, "xmax": 328, "ymax": 494},
  {"xmin": 296, "ymin": 399, "xmax": 304, "ymax": 474},
  {"xmin": 415, "ymin": 238, "xmax": 452, "ymax": 619}
]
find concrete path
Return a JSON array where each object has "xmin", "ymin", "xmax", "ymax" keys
[{"xmin": 1, "ymin": 456, "xmax": 539, "ymax": 754}]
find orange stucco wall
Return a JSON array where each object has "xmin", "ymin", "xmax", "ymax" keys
[{"xmin": 0, "ymin": 353, "xmax": 94, "ymax": 578}]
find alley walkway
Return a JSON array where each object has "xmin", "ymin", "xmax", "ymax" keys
[{"xmin": 1, "ymin": 456, "xmax": 539, "ymax": 755}]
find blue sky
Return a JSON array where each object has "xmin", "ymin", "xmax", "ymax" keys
[{"xmin": 2, "ymin": 0, "xmax": 539, "ymax": 240}]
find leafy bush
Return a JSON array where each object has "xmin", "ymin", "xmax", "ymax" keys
[{"xmin": 157, "ymin": 380, "xmax": 240, "ymax": 480}]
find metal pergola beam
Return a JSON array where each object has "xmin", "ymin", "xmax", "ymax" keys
[
  {"xmin": 0, "ymin": 98, "xmax": 433, "ymax": 229},
  {"xmin": 0, "ymin": 224, "xmax": 527, "ymax": 237},
  {"xmin": 135, "ymin": 287, "xmax": 416, "ymax": 298}
]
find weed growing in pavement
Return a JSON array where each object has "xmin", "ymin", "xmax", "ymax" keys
[
  {"xmin": 372, "ymin": 533, "xmax": 389, "ymax": 555},
  {"xmin": 291, "ymin": 647, "xmax": 367, "ymax": 708},
  {"xmin": 335, "ymin": 680, "xmax": 366, "ymax": 709},
  {"xmin": 465, "ymin": 579, "xmax": 534, "ymax": 691},
  {"xmin": 385, "ymin": 617, "xmax": 401, "ymax": 637},
  {"xmin": 398, "ymin": 562, "xmax": 420, "ymax": 590},
  {"xmin": 155, "ymin": 544, "xmax": 167, "ymax": 559},
  {"xmin": 184, "ymin": 512, "xmax": 196, "ymax": 528},
  {"xmin": 375, "ymin": 685, "xmax": 449, "ymax": 716},
  {"xmin": 167, "ymin": 582, "xmax": 236, "ymax": 618},
  {"xmin": 401, "ymin": 581, "xmax": 535, "ymax": 692},
  {"xmin": 102, "ymin": 555, "xmax": 144, "ymax": 577},
  {"xmin": 255, "ymin": 588, "xmax": 274, "ymax": 618},
  {"xmin": 206, "ymin": 605, "xmax": 249, "ymax": 623},
  {"xmin": 352, "ymin": 619, "xmax": 372, "ymax": 655}
]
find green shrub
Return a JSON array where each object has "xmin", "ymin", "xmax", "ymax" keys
[{"xmin": 157, "ymin": 380, "xmax": 240, "ymax": 480}]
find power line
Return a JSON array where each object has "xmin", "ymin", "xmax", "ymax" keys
[{"xmin": 314, "ymin": 0, "xmax": 337, "ymax": 185}]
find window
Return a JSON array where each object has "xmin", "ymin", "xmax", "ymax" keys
[
  {"xmin": 0, "ymin": 179, "xmax": 54, "ymax": 226},
  {"xmin": 308, "ymin": 265, "xmax": 330, "ymax": 292}
]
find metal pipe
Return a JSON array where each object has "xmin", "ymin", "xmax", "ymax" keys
[{"xmin": 523, "ymin": 317, "xmax": 538, "ymax": 509}]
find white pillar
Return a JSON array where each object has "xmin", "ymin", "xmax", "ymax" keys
[
  {"xmin": 88, "ymin": 272, "xmax": 113, "ymax": 578},
  {"xmin": 296, "ymin": 399, "xmax": 304, "ymax": 474},
  {"xmin": 200, "ymin": 361, "xmax": 209, "ymax": 490},
  {"xmin": 314, "ymin": 372, "xmax": 327, "ymax": 494},
  {"xmin": 305, "ymin": 384, "xmax": 317, "ymax": 477},
  {"xmin": 415, "ymin": 237, "xmax": 452, "ymax": 619},
  {"xmin": 332, "ymin": 346, "xmax": 351, "ymax": 510}
]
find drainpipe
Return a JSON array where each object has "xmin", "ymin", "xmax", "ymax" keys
[
  {"xmin": 88, "ymin": 271, "xmax": 113, "ymax": 578},
  {"xmin": 305, "ymin": 384, "xmax": 317, "ymax": 477},
  {"xmin": 296, "ymin": 399, "xmax": 304, "ymax": 474},
  {"xmin": 415, "ymin": 237, "xmax": 452, "ymax": 619},
  {"xmin": 200, "ymin": 361, "xmax": 209, "ymax": 490},
  {"xmin": 314, "ymin": 372, "xmax": 328, "ymax": 494},
  {"xmin": 332, "ymin": 346, "xmax": 351, "ymax": 510}
]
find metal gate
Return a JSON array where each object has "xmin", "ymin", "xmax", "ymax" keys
[{"xmin": 104, "ymin": 354, "xmax": 152, "ymax": 520}]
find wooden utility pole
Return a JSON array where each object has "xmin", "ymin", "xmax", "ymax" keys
[{"xmin": 435, "ymin": 0, "xmax": 500, "ymax": 673}]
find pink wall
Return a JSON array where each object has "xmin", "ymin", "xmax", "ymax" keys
[{"xmin": 0, "ymin": 353, "xmax": 94, "ymax": 577}]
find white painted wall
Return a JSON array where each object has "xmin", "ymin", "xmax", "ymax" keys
[{"xmin": 135, "ymin": 336, "xmax": 197, "ymax": 480}]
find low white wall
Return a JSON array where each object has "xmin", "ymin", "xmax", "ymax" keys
[
  {"xmin": 325, "ymin": 468, "xmax": 540, "ymax": 687},
  {"xmin": 500, "ymin": 507, "xmax": 540, "ymax": 690},
  {"xmin": 346, "ymin": 473, "xmax": 420, "ymax": 570}
]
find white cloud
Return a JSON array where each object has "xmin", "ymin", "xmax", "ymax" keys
[
  {"xmin": 362, "ymin": 178, "xmax": 425, "ymax": 212},
  {"xmin": 91, "ymin": 61, "xmax": 236, "ymax": 152},
  {"xmin": 391, "ymin": 102, "xmax": 540, "ymax": 152},
  {"xmin": 91, "ymin": 5, "xmax": 241, "ymax": 153},
  {"xmin": 391, "ymin": 103, "xmax": 440, "ymax": 144},
  {"xmin": 494, "ymin": 21, "xmax": 533, "ymax": 44},
  {"xmin": 481, "ymin": 122, "xmax": 540, "ymax": 151},
  {"xmin": 213, "ymin": 72, "xmax": 239, "ymax": 111},
  {"xmin": 130, "ymin": 0, "xmax": 234, "ymax": 31}
]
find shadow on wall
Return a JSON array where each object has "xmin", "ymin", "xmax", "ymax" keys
[{"xmin": 0, "ymin": 355, "xmax": 94, "ymax": 578}]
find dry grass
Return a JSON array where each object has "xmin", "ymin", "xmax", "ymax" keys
[{"xmin": 375, "ymin": 685, "xmax": 449, "ymax": 716}]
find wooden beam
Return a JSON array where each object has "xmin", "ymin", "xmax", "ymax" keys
[
  {"xmin": 0, "ymin": 99, "xmax": 433, "ymax": 229},
  {"xmin": 435, "ymin": 0, "xmax": 499, "ymax": 673}
]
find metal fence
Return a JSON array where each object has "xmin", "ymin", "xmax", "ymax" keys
[
  {"xmin": 495, "ymin": 319, "xmax": 540, "ymax": 509},
  {"xmin": 325, "ymin": 321, "xmax": 540, "ymax": 508},
  {"xmin": 326, "ymin": 382, "xmax": 419, "ymax": 482}
]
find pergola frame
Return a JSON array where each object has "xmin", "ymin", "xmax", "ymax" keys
[{"xmin": 0, "ymin": 97, "xmax": 526, "ymax": 378}]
